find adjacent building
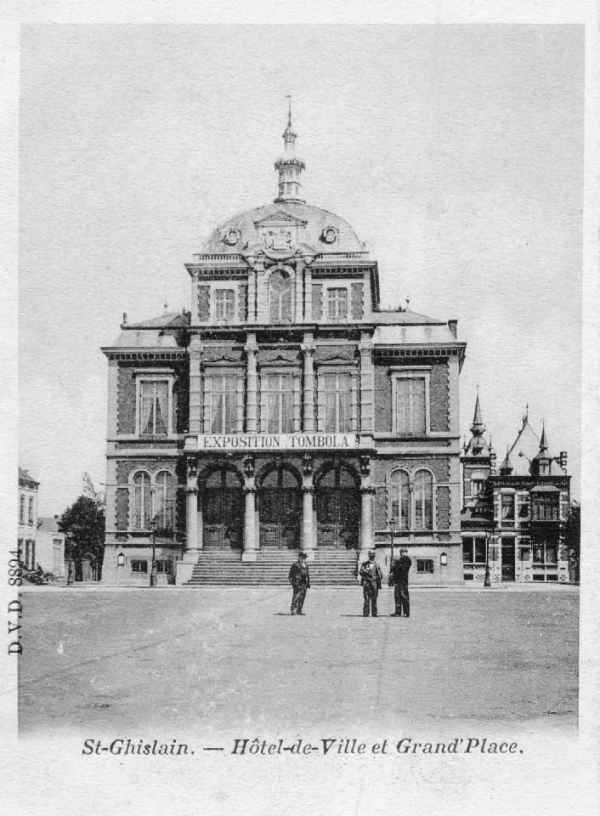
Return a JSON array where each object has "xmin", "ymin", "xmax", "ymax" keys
[
  {"xmin": 36, "ymin": 516, "xmax": 67, "ymax": 579},
  {"xmin": 100, "ymin": 112, "xmax": 466, "ymax": 586},
  {"xmin": 461, "ymin": 398, "xmax": 571, "ymax": 583},
  {"xmin": 18, "ymin": 467, "xmax": 39, "ymax": 570}
]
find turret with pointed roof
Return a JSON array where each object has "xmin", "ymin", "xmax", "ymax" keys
[{"xmin": 274, "ymin": 96, "xmax": 306, "ymax": 204}]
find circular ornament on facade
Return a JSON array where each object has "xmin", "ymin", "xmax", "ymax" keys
[
  {"xmin": 321, "ymin": 225, "xmax": 338, "ymax": 244},
  {"xmin": 222, "ymin": 228, "xmax": 241, "ymax": 246}
]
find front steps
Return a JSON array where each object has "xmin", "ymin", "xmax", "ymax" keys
[{"xmin": 185, "ymin": 547, "xmax": 358, "ymax": 586}]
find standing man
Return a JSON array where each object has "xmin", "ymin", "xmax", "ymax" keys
[
  {"xmin": 288, "ymin": 551, "xmax": 310, "ymax": 615},
  {"xmin": 390, "ymin": 548, "xmax": 412, "ymax": 617},
  {"xmin": 359, "ymin": 550, "xmax": 382, "ymax": 617}
]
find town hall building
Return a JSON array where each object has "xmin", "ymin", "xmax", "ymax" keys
[{"xmin": 100, "ymin": 109, "xmax": 471, "ymax": 586}]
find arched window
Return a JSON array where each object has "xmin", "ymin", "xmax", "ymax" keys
[
  {"xmin": 390, "ymin": 470, "xmax": 410, "ymax": 530},
  {"xmin": 269, "ymin": 270, "xmax": 292, "ymax": 322},
  {"xmin": 132, "ymin": 471, "xmax": 152, "ymax": 530},
  {"xmin": 414, "ymin": 470, "xmax": 433, "ymax": 530},
  {"xmin": 154, "ymin": 471, "xmax": 174, "ymax": 534}
]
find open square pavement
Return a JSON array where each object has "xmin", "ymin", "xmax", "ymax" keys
[{"xmin": 18, "ymin": 585, "xmax": 578, "ymax": 738}]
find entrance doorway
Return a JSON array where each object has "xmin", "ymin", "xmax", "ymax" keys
[
  {"xmin": 316, "ymin": 463, "xmax": 360, "ymax": 549},
  {"xmin": 202, "ymin": 468, "xmax": 243, "ymax": 549},
  {"xmin": 501, "ymin": 538, "xmax": 516, "ymax": 581},
  {"xmin": 259, "ymin": 465, "xmax": 301, "ymax": 548}
]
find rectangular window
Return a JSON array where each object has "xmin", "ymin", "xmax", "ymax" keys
[
  {"xmin": 28, "ymin": 497, "xmax": 34, "ymax": 525},
  {"xmin": 471, "ymin": 479, "xmax": 485, "ymax": 497},
  {"xmin": 17, "ymin": 538, "xmax": 23, "ymax": 563},
  {"xmin": 394, "ymin": 377, "xmax": 426, "ymax": 435},
  {"xmin": 215, "ymin": 289, "xmax": 235, "ymax": 321},
  {"xmin": 533, "ymin": 494, "xmax": 559, "ymax": 521},
  {"xmin": 501, "ymin": 494, "xmax": 515, "ymax": 521},
  {"xmin": 462, "ymin": 537, "xmax": 473, "ymax": 563},
  {"xmin": 319, "ymin": 372, "xmax": 354, "ymax": 432},
  {"xmin": 416, "ymin": 559, "xmax": 434, "ymax": 574},
  {"xmin": 131, "ymin": 560, "xmax": 148, "ymax": 573},
  {"xmin": 327, "ymin": 288, "xmax": 348, "ymax": 320},
  {"xmin": 519, "ymin": 501, "xmax": 530, "ymax": 518},
  {"xmin": 19, "ymin": 496, "xmax": 25, "ymax": 525},
  {"xmin": 204, "ymin": 374, "xmax": 240, "ymax": 434},
  {"xmin": 138, "ymin": 380, "xmax": 169, "ymax": 436},
  {"xmin": 155, "ymin": 560, "xmax": 171, "ymax": 574},
  {"xmin": 261, "ymin": 372, "xmax": 296, "ymax": 433}
]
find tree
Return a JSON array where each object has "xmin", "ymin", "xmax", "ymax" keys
[
  {"xmin": 566, "ymin": 501, "xmax": 580, "ymax": 584},
  {"xmin": 59, "ymin": 496, "xmax": 105, "ymax": 581}
]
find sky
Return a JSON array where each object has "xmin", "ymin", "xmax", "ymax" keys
[{"xmin": 18, "ymin": 24, "xmax": 583, "ymax": 514}]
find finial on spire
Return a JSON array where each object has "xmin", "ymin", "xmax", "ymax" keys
[{"xmin": 274, "ymin": 96, "xmax": 305, "ymax": 203}]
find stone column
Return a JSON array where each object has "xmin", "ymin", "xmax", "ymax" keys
[
  {"xmin": 301, "ymin": 332, "xmax": 315, "ymax": 431},
  {"xmin": 295, "ymin": 258, "xmax": 305, "ymax": 322},
  {"xmin": 188, "ymin": 334, "xmax": 203, "ymax": 434},
  {"xmin": 359, "ymin": 457, "xmax": 374, "ymax": 562},
  {"xmin": 245, "ymin": 332, "xmax": 258, "ymax": 433},
  {"xmin": 359, "ymin": 332, "xmax": 374, "ymax": 434},
  {"xmin": 247, "ymin": 267, "xmax": 256, "ymax": 323},
  {"xmin": 301, "ymin": 488, "xmax": 315, "ymax": 559},
  {"xmin": 255, "ymin": 259, "xmax": 268, "ymax": 323},
  {"xmin": 183, "ymin": 457, "xmax": 201, "ymax": 563},
  {"xmin": 242, "ymin": 486, "xmax": 257, "ymax": 562},
  {"xmin": 301, "ymin": 454, "xmax": 315, "ymax": 559},
  {"xmin": 304, "ymin": 260, "xmax": 312, "ymax": 322},
  {"xmin": 359, "ymin": 487, "xmax": 375, "ymax": 563}
]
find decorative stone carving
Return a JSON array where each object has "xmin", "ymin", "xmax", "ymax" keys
[
  {"xmin": 302, "ymin": 453, "xmax": 313, "ymax": 476},
  {"xmin": 315, "ymin": 345, "xmax": 356, "ymax": 363},
  {"xmin": 320, "ymin": 225, "xmax": 339, "ymax": 244},
  {"xmin": 243, "ymin": 456, "xmax": 255, "ymax": 478},
  {"xmin": 202, "ymin": 346, "xmax": 243, "ymax": 363},
  {"xmin": 222, "ymin": 227, "xmax": 241, "ymax": 246},
  {"xmin": 257, "ymin": 348, "xmax": 300, "ymax": 365}
]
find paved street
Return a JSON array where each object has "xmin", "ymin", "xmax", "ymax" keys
[{"xmin": 18, "ymin": 586, "xmax": 578, "ymax": 737}]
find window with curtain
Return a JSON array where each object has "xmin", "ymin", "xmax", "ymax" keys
[
  {"xmin": 261, "ymin": 372, "xmax": 295, "ymax": 433},
  {"xmin": 215, "ymin": 289, "xmax": 235, "ymax": 321},
  {"xmin": 327, "ymin": 288, "xmax": 348, "ymax": 320},
  {"xmin": 501, "ymin": 494, "xmax": 515, "ymax": 521},
  {"xmin": 139, "ymin": 380, "xmax": 169, "ymax": 436},
  {"xmin": 154, "ymin": 471, "xmax": 174, "ymax": 533},
  {"xmin": 413, "ymin": 470, "xmax": 433, "ymax": 530},
  {"xmin": 204, "ymin": 374, "xmax": 239, "ymax": 433},
  {"xmin": 269, "ymin": 271, "xmax": 293, "ymax": 322},
  {"xmin": 390, "ymin": 470, "xmax": 410, "ymax": 530},
  {"xmin": 394, "ymin": 377, "xmax": 426, "ymax": 435},
  {"xmin": 132, "ymin": 471, "xmax": 152, "ymax": 530},
  {"xmin": 320, "ymin": 372, "xmax": 354, "ymax": 432}
]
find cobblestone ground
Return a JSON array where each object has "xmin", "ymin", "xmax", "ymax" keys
[{"xmin": 18, "ymin": 586, "xmax": 578, "ymax": 737}]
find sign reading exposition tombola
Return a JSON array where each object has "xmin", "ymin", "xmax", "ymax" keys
[{"xmin": 188, "ymin": 433, "xmax": 361, "ymax": 451}]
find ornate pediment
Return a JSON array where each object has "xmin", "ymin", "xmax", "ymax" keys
[
  {"xmin": 315, "ymin": 346, "xmax": 356, "ymax": 364},
  {"xmin": 258, "ymin": 348, "xmax": 300, "ymax": 365},
  {"xmin": 202, "ymin": 346, "xmax": 243, "ymax": 364},
  {"xmin": 252, "ymin": 211, "xmax": 308, "ymax": 259}
]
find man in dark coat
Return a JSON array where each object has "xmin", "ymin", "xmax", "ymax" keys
[
  {"xmin": 390, "ymin": 549, "xmax": 412, "ymax": 617},
  {"xmin": 288, "ymin": 551, "xmax": 310, "ymax": 615},
  {"xmin": 359, "ymin": 550, "xmax": 383, "ymax": 617}
]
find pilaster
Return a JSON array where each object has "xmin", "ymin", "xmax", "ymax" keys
[
  {"xmin": 301, "ymin": 332, "xmax": 315, "ymax": 432},
  {"xmin": 245, "ymin": 332, "xmax": 258, "ymax": 433},
  {"xmin": 188, "ymin": 334, "xmax": 203, "ymax": 434},
  {"xmin": 359, "ymin": 331, "xmax": 374, "ymax": 433}
]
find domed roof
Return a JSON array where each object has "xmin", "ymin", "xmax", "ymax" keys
[
  {"xmin": 201, "ymin": 200, "xmax": 365, "ymax": 255},
  {"xmin": 200, "ymin": 101, "xmax": 367, "ymax": 258}
]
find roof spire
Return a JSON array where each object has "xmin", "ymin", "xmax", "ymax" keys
[
  {"xmin": 274, "ymin": 96, "xmax": 306, "ymax": 204},
  {"xmin": 539, "ymin": 420, "xmax": 548, "ymax": 454}
]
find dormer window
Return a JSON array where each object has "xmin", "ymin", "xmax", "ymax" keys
[
  {"xmin": 215, "ymin": 289, "xmax": 235, "ymax": 321},
  {"xmin": 327, "ymin": 288, "xmax": 348, "ymax": 320}
]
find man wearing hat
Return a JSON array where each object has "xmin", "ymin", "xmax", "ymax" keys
[
  {"xmin": 389, "ymin": 548, "xmax": 412, "ymax": 617},
  {"xmin": 288, "ymin": 551, "xmax": 311, "ymax": 615},
  {"xmin": 359, "ymin": 550, "xmax": 383, "ymax": 617}
]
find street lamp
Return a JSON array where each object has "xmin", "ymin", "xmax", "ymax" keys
[
  {"xmin": 117, "ymin": 552, "xmax": 125, "ymax": 568},
  {"xmin": 483, "ymin": 532, "xmax": 491, "ymax": 587},
  {"xmin": 149, "ymin": 515, "xmax": 158, "ymax": 587}
]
